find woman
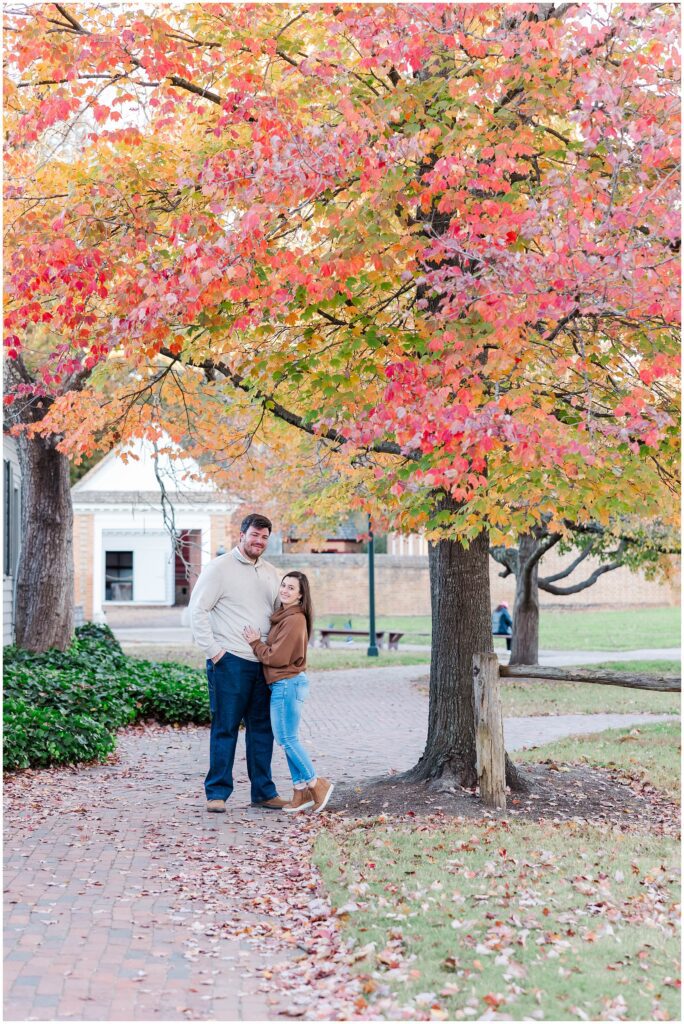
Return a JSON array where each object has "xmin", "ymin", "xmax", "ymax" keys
[
  {"xmin": 243, "ymin": 572, "xmax": 334, "ymax": 814},
  {"xmin": 492, "ymin": 601, "xmax": 513, "ymax": 651}
]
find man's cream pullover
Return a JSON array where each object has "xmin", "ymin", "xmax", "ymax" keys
[{"xmin": 189, "ymin": 547, "xmax": 281, "ymax": 662}]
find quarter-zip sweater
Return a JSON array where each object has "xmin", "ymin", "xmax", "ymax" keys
[
  {"xmin": 189, "ymin": 547, "xmax": 280, "ymax": 662},
  {"xmin": 248, "ymin": 605, "xmax": 308, "ymax": 684}
]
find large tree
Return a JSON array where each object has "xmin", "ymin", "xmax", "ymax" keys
[{"xmin": 5, "ymin": 4, "xmax": 680, "ymax": 789}]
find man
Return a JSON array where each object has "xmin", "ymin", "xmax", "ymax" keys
[{"xmin": 189, "ymin": 513, "xmax": 287, "ymax": 813}]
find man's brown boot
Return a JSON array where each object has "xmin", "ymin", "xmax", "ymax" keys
[
  {"xmin": 310, "ymin": 777, "xmax": 334, "ymax": 813},
  {"xmin": 251, "ymin": 795, "xmax": 289, "ymax": 810},
  {"xmin": 206, "ymin": 799, "xmax": 226, "ymax": 813},
  {"xmin": 283, "ymin": 788, "xmax": 314, "ymax": 814}
]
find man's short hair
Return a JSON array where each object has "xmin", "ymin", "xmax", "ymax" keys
[{"xmin": 240, "ymin": 513, "xmax": 273, "ymax": 535}]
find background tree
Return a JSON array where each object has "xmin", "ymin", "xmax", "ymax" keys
[
  {"xmin": 491, "ymin": 519, "xmax": 680, "ymax": 664},
  {"xmin": 5, "ymin": 4, "xmax": 680, "ymax": 792}
]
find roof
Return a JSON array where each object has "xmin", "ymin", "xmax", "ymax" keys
[
  {"xmin": 72, "ymin": 490, "xmax": 231, "ymax": 507},
  {"xmin": 71, "ymin": 433, "xmax": 225, "ymax": 498}
]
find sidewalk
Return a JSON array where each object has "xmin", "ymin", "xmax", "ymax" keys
[{"xmin": 4, "ymin": 665, "xmax": 676, "ymax": 1022}]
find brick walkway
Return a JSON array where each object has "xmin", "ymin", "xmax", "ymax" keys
[{"xmin": 4, "ymin": 665, "xmax": 673, "ymax": 1021}]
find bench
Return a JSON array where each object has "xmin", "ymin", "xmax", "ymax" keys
[
  {"xmin": 317, "ymin": 629, "xmax": 406, "ymax": 650},
  {"xmin": 493, "ymin": 629, "xmax": 512, "ymax": 650},
  {"xmin": 318, "ymin": 629, "xmax": 385, "ymax": 648}
]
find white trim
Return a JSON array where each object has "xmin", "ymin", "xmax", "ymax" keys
[{"xmin": 73, "ymin": 500, "xmax": 234, "ymax": 514}]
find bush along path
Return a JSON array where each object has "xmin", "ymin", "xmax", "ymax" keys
[{"xmin": 3, "ymin": 624, "xmax": 209, "ymax": 770}]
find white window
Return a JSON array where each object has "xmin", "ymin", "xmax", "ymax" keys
[{"xmin": 105, "ymin": 550, "xmax": 133, "ymax": 601}]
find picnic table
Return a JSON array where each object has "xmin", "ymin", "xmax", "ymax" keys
[{"xmin": 317, "ymin": 628, "xmax": 405, "ymax": 650}]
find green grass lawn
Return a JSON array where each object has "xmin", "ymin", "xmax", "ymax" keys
[
  {"xmin": 122, "ymin": 607, "xmax": 679, "ymax": 670},
  {"xmin": 579, "ymin": 659, "xmax": 680, "ymax": 675},
  {"xmin": 314, "ymin": 720, "xmax": 681, "ymax": 1021},
  {"xmin": 516, "ymin": 719, "xmax": 681, "ymax": 802},
  {"xmin": 537, "ymin": 606, "xmax": 681, "ymax": 651},
  {"xmin": 500, "ymin": 678, "xmax": 680, "ymax": 718},
  {"xmin": 315, "ymin": 821, "xmax": 679, "ymax": 1021},
  {"xmin": 320, "ymin": 606, "xmax": 680, "ymax": 651},
  {"xmin": 317, "ymin": 613, "xmax": 432, "ymax": 644}
]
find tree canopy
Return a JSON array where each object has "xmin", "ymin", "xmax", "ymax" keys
[{"xmin": 5, "ymin": 2, "xmax": 680, "ymax": 538}]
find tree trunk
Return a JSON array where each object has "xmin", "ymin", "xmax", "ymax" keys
[
  {"xmin": 14, "ymin": 433, "xmax": 74, "ymax": 652},
  {"xmin": 403, "ymin": 520, "xmax": 525, "ymax": 792},
  {"xmin": 509, "ymin": 532, "xmax": 540, "ymax": 665}
]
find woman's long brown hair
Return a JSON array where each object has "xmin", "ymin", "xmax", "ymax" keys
[{"xmin": 282, "ymin": 572, "xmax": 314, "ymax": 639}]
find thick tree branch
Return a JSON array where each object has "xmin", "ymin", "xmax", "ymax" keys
[
  {"xmin": 53, "ymin": 4, "xmax": 87, "ymax": 34},
  {"xmin": 160, "ymin": 348, "xmax": 415, "ymax": 460},
  {"xmin": 489, "ymin": 544, "xmax": 518, "ymax": 576},
  {"xmin": 540, "ymin": 546, "xmax": 627, "ymax": 595},
  {"xmin": 517, "ymin": 530, "xmax": 562, "ymax": 590},
  {"xmin": 167, "ymin": 75, "xmax": 222, "ymax": 104},
  {"xmin": 540, "ymin": 540, "xmax": 595, "ymax": 584}
]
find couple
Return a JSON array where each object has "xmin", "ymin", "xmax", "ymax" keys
[{"xmin": 188, "ymin": 513, "xmax": 334, "ymax": 815}]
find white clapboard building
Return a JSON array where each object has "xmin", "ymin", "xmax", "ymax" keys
[{"xmin": 72, "ymin": 436, "xmax": 238, "ymax": 622}]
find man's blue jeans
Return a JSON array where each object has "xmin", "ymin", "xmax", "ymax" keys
[
  {"xmin": 205, "ymin": 652, "xmax": 278, "ymax": 803},
  {"xmin": 269, "ymin": 673, "xmax": 316, "ymax": 785}
]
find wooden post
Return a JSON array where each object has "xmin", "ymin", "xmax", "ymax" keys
[{"xmin": 473, "ymin": 653, "xmax": 506, "ymax": 810}]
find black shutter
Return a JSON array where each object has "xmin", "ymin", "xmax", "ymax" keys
[
  {"xmin": 11, "ymin": 473, "xmax": 20, "ymax": 576},
  {"xmin": 3, "ymin": 460, "xmax": 11, "ymax": 577}
]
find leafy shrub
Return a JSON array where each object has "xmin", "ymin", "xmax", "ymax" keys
[
  {"xmin": 3, "ymin": 697, "xmax": 116, "ymax": 771},
  {"xmin": 130, "ymin": 663, "xmax": 211, "ymax": 725},
  {"xmin": 3, "ymin": 666, "xmax": 136, "ymax": 732},
  {"xmin": 3, "ymin": 623, "xmax": 209, "ymax": 771}
]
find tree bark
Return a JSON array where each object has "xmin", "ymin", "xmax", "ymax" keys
[
  {"xmin": 403, "ymin": 526, "xmax": 492, "ymax": 788},
  {"xmin": 402, "ymin": 512, "xmax": 525, "ymax": 792},
  {"xmin": 14, "ymin": 432, "xmax": 74, "ymax": 652},
  {"xmin": 510, "ymin": 532, "xmax": 540, "ymax": 665}
]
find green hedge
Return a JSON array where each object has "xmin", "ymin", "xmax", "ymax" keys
[{"xmin": 3, "ymin": 623, "xmax": 210, "ymax": 771}]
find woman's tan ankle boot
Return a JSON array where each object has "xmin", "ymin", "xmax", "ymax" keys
[
  {"xmin": 310, "ymin": 777, "xmax": 334, "ymax": 813},
  {"xmin": 283, "ymin": 788, "xmax": 314, "ymax": 814}
]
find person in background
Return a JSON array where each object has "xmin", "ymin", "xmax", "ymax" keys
[
  {"xmin": 244, "ymin": 571, "xmax": 334, "ymax": 814},
  {"xmin": 189, "ymin": 513, "xmax": 287, "ymax": 813},
  {"xmin": 492, "ymin": 601, "xmax": 514, "ymax": 651}
]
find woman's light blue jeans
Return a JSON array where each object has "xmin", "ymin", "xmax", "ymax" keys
[{"xmin": 269, "ymin": 673, "xmax": 316, "ymax": 785}]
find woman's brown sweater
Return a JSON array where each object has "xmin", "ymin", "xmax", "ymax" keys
[{"xmin": 248, "ymin": 604, "xmax": 308, "ymax": 684}]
